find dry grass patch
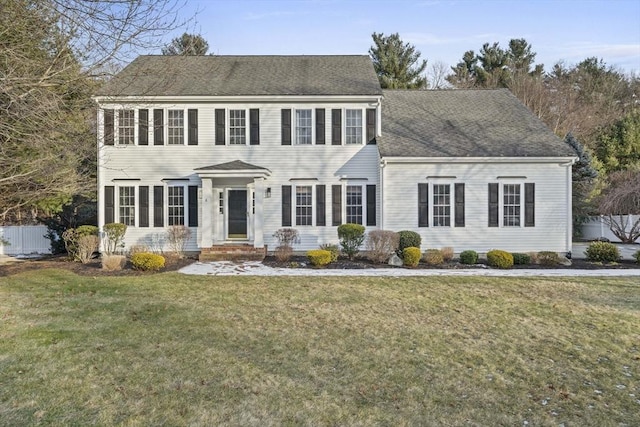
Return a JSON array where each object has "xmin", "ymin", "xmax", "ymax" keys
[{"xmin": 1, "ymin": 270, "xmax": 639, "ymax": 425}]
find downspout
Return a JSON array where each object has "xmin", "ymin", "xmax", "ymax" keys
[
  {"xmin": 562, "ymin": 159, "xmax": 577, "ymax": 254},
  {"xmin": 380, "ymin": 158, "xmax": 387, "ymax": 229}
]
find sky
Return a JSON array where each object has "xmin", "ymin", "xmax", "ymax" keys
[{"xmin": 163, "ymin": 0, "xmax": 640, "ymax": 75}]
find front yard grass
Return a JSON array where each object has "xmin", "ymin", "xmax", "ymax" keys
[{"xmin": 1, "ymin": 270, "xmax": 639, "ymax": 425}]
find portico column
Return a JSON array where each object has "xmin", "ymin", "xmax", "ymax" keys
[
  {"xmin": 201, "ymin": 178, "xmax": 213, "ymax": 247},
  {"xmin": 253, "ymin": 177, "xmax": 265, "ymax": 248}
]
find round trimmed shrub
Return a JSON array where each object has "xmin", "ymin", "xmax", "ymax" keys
[
  {"xmin": 319, "ymin": 244, "xmax": 339, "ymax": 262},
  {"xmin": 76, "ymin": 225, "xmax": 99, "ymax": 236},
  {"xmin": 337, "ymin": 223, "xmax": 366, "ymax": 260},
  {"xmin": 423, "ymin": 249, "xmax": 444, "ymax": 265},
  {"xmin": 131, "ymin": 252, "xmax": 165, "ymax": 271},
  {"xmin": 459, "ymin": 250, "xmax": 478, "ymax": 265},
  {"xmin": 403, "ymin": 247, "xmax": 421, "ymax": 267},
  {"xmin": 585, "ymin": 241, "xmax": 620, "ymax": 263},
  {"xmin": 537, "ymin": 251, "xmax": 559, "ymax": 266},
  {"xmin": 511, "ymin": 253, "xmax": 531, "ymax": 265},
  {"xmin": 307, "ymin": 249, "xmax": 332, "ymax": 267},
  {"xmin": 397, "ymin": 231, "xmax": 421, "ymax": 257},
  {"xmin": 487, "ymin": 250, "xmax": 514, "ymax": 269}
]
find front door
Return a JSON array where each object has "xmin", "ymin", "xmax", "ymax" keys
[{"xmin": 228, "ymin": 190, "xmax": 247, "ymax": 238}]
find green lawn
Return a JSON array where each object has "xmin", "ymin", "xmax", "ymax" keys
[{"xmin": 1, "ymin": 270, "xmax": 639, "ymax": 426}]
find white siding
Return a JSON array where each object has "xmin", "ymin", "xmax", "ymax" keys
[
  {"xmin": 382, "ymin": 161, "xmax": 572, "ymax": 253},
  {"xmin": 0, "ymin": 225, "xmax": 51, "ymax": 255}
]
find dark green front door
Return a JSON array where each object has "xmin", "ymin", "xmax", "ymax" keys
[{"xmin": 228, "ymin": 190, "xmax": 247, "ymax": 238}]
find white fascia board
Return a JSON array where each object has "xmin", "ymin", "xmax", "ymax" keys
[
  {"xmin": 380, "ymin": 156, "xmax": 578, "ymax": 165},
  {"xmin": 196, "ymin": 170, "xmax": 272, "ymax": 179},
  {"xmin": 93, "ymin": 95, "xmax": 383, "ymax": 104}
]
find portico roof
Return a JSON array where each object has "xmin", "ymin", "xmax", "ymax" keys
[{"xmin": 195, "ymin": 160, "xmax": 271, "ymax": 178}]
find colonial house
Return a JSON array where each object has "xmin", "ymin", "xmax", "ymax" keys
[{"xmin": 94, "ymin": 55, "xmax": 577, "ymax": 259}]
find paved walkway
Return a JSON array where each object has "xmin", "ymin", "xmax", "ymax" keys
[{"xmin": 179, "ymin": 260, "xmax": 640, "ymax": 277}]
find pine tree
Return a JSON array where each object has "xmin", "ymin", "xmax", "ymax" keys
[{"xmin": 369, "ymin": 32, "xmax": 427, "ymax": 89}]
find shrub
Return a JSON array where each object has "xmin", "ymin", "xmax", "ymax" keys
[
  {"xmin": 511, "ymin": 253, "xmax": 531, "ymax": 265},
  {"xmin": 585, "ymin": 241, "xmax": 620, "ymax": 263},
  {"xmin": 101, "ymin": 254, "xmax": 126, "ymax": 271},
  {"xmin": 634, "ymin": 250, "xmax": 640, "ymax": 264},
  {"xmin": 274, "ymin": 245, "xmax": 293, "ymax": 262},
  {"xmin": 337, "ymin": 223, "xmax": 366, "ymax": 260},
  {"xmin": 166, "ymin": 225, "xmax": 192, "ymax": 258},
  {"xmin": 487, "ymin": 250, "xmax": 514, "ymax": 269},
  {"xmin": 440, "ymin": 246, "xmax": 454, "ymax": 262},
  {"xmin": 319, "ymin": 244, "xmax": 339, "ymax": 262},
  {"xmin": 423, "ymin": 249, "xmax": 444, "ymax": 265},
  {"xmin": 102, "ymin": 223, "xmax": 127, "ymax": 255},
  {"xmin": 76, "ymin": 225, "xmax": 98, "ymax": 237},
  {"xmin": 76, "ymin": 235, "xmax": 99, "ymax": 264},
  {"xmin": 365, "ymin": 230, "xmax": 399, "ymax": 263},
  {"xmin": 397, "ymin": 231, "xmax": 421, "ymax": 257},
  {"xmin": 538, "ymin": 251, "xmax": 560, "ymax": 266},
  {"xmin": 129, "ymin": 245, "xmax": 150, "ymax": 255},
  {"xmin": 61, "ymin": 226, "xmax": 99, "ymax": 263},
  {"xmin": 273, "ymin": 228, "xmax": 300, "ymax": 262},
  {"xmin": 307, "ymin": 249, "xmax": 332, "ymax": 267},
  {"xmin": 459, "ymin": 250, "xmax": 478, "ymax": 265},
  {"xmin": 403, "ymin": 247, "xmax": 421, "ymax": 267},
  {"xmin": 130, "ymin": 252, "xmax": 165, "ymax": 271},
  {"xmin": 528, "ymin": 252, "xmax": 539, "ymax": 264}
]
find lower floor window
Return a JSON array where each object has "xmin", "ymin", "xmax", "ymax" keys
[
  {"xmin": 168, "ymin": 186, "xmax": 185, "ymax": 225},
  {"xmin": 503, "ymin": 184, "xmax": 521, "ymax": 226},
  {"xmin": 119, "ymin": 186, "xmax": 135, "ymax": 226},
  {"xmin": 346, "ymin": 185, "xmax": 363, "ymax": 224},
  {"xmin": 432, "ymin": 184, "xmax": 451, "ymax": 226},
  {"xmin": 296, "ymin": 186, "xmax": 312, "ymax": 225}
]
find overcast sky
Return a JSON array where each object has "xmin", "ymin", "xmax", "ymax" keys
[{"xmin": 164, "ymin": 0, "xmax": 640, "ymax": 74}]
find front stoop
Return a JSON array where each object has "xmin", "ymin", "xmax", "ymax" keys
[{"xmin": 199, "ymin": 244, "xmax": 267, "ymax": 262}]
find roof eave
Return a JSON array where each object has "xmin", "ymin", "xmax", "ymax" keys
[
  {"xmin": 94, "ymin": 94, "xmax": 383, "ymax": 103},
  {"xmin": 380, "ymin": 156, "xmax": 578, "ymax": 165}
]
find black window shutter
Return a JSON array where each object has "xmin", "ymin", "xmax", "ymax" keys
[
  {"xmin": 331, "ymin": 109, "xmax": 342, "ymax": 145},
  {"xmin": 282, "ymin": 185, "xmax": 292, "ymax": 226},
  {"xmin": 315, "ymin": 108, "xmax": 325, "ymax": 144},
  {"xmin": 153, "ymin": 186, "xmax": 164, "ymax": 227},
  {"xmin": 332, "ymin": 185, "xmax": 342, "ymax": 226},
  {"xmin": 138, "ymin": 186, "xmax": 149, "ymax": 227},
  {"xmin": 138, "ymin": 109, "xmax": 148, "ymax": 145},
  {"xmin": 418, "ymin": 183, "xmax": 429, "ymax": 227},
  {"xmin": 366, "ymin": 185, "xmax": 376, "ymax": 226},
  {"xmin": 188, "ymin": 109, "xmax": 198, "ymax": 145},
  {"xmin": 215, "ymin": 109, "xmax": 226, "ymax": 145},
  {"xmin": 488, "ymin": 183, "xmax": 499, "ymax": 227},
  {"xmin": 153, "ymin": 109, "xmax": 164, "ymax": 145},
  {"xmin": 104, "ymin": 186, "xmax": 115, "ymax": 224},
  {"xmin": 188, "ymin": 185, "xmax": 198, "ymax": 226},
  {"xmin": 455, "ymin": 183, "xmax": 465, "ymax": 227},
  {"xmin": 104, "ymin": 109, "xmax": 114, "ymax": 145},
  {"xmin": 366, "ymin": 108, "xmax": 376, "ymax": 144},
  {"xmin": 316, "ymin": 185, "xmax": 326, "ymax": 226},
  {"xmin": 250, "ymin": 109, "xmax": 260, "ymax": 145},
  {"xmin": 525, "ymin": 183, "xmax": 535, "ymax": 227},
  {"xmin": 281, "ymin": 109, "xmax": 291, "ymax": 145}
]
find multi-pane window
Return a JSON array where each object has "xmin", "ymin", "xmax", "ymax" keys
[
  {"xmin": 118, "ymin": 110, "xmax": 135, "ymax": 145},
  {"xmin": 503, "ymin": 184, "xmax": 521, "ymax": 226},
  {"xmin": 229, "ymin": 110, "xmax": 246, "ymax": 145},
  {"xmin": 345, "ymin": 109, "xmax": 362, "ymax": 144},
  {"xmin": 168, "ymin": 110, "xmax": 184, "ymax": 145},
  {"xmin": 433, "ymin": 184, "xmax": 451, "ymax": 226},
  {"xmin": 346, "ymin": 185, "xmax": 363, "ymax": 224},
  {"xmin": 295, "ymin": 109, "xmax": 312, "ymax": 144},
  {"xmin": 296, "ymin": 186, "xmax": 313, "ymax": 225},
  {"xmin": 168, "ymin": 186, "xmax": 185, "ymax": 226},
  {"xmin": 118, "ymin": 186, "xmax": 135, "ymax": 226}
]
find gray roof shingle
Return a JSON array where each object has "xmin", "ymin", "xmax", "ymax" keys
[
  {"xmin": 380, "ymin": 89, "xmax": 576, "ymax": 158},
  {"xmin": 195, "ymin": 160, "xmax": 269, "ymax": 171},
  {"xmin": 97, "ymin": 55, "xmax": 382, "ymax": 97}
]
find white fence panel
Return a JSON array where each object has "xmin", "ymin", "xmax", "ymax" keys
[
  {"xmin": 0, "ymin": 225, "xmax": 51, "ymax": 255},
  {"xmin": 580, "ymin": 215, "xmax": 640, "ymax": 243}
]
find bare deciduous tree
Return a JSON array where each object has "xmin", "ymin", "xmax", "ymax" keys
[
  {"xmin": 598, "ymin": 169, "xmax": 640, "ymax": 243},
  {"xmin": 427, "ymin": 61, "xmax": 450, "ymax": 89}
]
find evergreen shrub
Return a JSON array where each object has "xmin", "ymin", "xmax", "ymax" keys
[
  {"xmin": 487, "ymin": 250, "xmax": 514, "ymax": 269},
  {"xmin": 403, "ymin": 247, "xmax": 421, "ymax": 267},
  {"xmin": 459, "ymin": 250, "xmax": 478, "ymax": 265},
  {"xmin": 337, "ymin": 223, "xmax": 366, "ymax": 260},
  {"xmin": 423, "ymin": 249, "xmax": 444, "ymax": 265},
  {"xmin": 511, "ymin": 253, "xmax": 531, "ymax": 265},
  {"xmin": 397, "ymin": 231, "xmax": 421, "ymax": 257},
  {"xmin": 319, "ymin": 244, "xmax": 340, "ymax": 262},
  {"xmin": 307, "ymin": 250, "xmax": 332, "ymax": 267},
  {"xmin": 585, "ymin": 241, "xmax": 620, "ymax": 263},
  {"xmin": 131, "ymin": 252, "xmax": 165, "ymax": 271}
]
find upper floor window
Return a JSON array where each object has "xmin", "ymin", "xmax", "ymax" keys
[
  {"xmin": 295, "ymin": 109, "xmax": 312, "ymax": 145},
  {"xmin": 118, "ymin": 110, "xmax": 135, "ymax": 145},
  {"xmin": 168, "ymin": 186, "xmax": 185, "ymax": 225},
  {"xmin": 296, "ymin": 186, "xmax": 313, "ymax": 225},
  {"xmin": 229, "ymin": 110, "xmax": 246, "ymax": 145},
  {"xmin": 345, "ymin": 109, "xmax": 362, "ymax": 144},
  {"xmin": 346, "ymin": 185, "xmax": 363, "ymax": 224},
  {"xmin": 118, "ymin": 186, "xmax": 135, "ymax": 226},
  {"xmin": 503, "ymin": 184, "xmax": 521, "ymax": 227},
  {"xmin": 167, "ymin": 110, "xmax": 184, "ymax": 145},
  {"xmin": 433, "ymin": 184, "xmax": 451, "ymax": 227}
]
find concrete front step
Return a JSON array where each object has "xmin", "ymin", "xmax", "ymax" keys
[{"xmin": 199, "ymin": 245, "xmax": 266, "ymax": 262}]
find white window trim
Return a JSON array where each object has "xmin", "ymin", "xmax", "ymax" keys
[
  {"xmin": 115, "ymin": 109, "xmax": 136, "ymax": 146},
  {"xmin": 116, "ymin": 185, "xmax": 136, "ymax": 227},
  {"xmin": 344, "ymin": 183, "xmax": 365, "ymax": 225},
  {"xmin": 431, "ymin": 183, "xmax": 452, "ymax": 228},
  {"xmin": 294, "ymin": 108, "xmax": 314, "ymax": 145},
  {"xmin": 294, "ymin": 184, "xmax": 314, "ymax": 226},
  {"xmin": 166, "ymin": 183, "xmax": 187, "ymax": 226},
  {"xmin": 166, "ymin": 108, "xmax": 186, "ymax": 146},
  {"xmin": 344, "ymin": 108, "xmax": 364, "ymax": 145},
  {"xmin": 228, "ymin": 108, "xmax": 249, "ymax": 146},
  {"xmin": 500, "ymin": 182, "xmax": 524, "ymax": 228}
]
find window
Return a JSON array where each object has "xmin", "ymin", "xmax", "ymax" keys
[
  {"xmin": 168, "ymin": 186, "xmax": 185, "ymax": 225},
  {"xmin": 168, "ymin": 110, "xmax": 184, "ymax": 145},
  {"xmin": 503, "ymin": 184, "xmax": 521, "ymax": 226},
  {"xmin": 229, "ymin": 110, "xmax": 246, "ymax": 145},
  {"xmin": 296, "ymin": 186, "xmax": 313, "ymax": 225},
  {"xmin": 295, "ymin": 109, "xmax": 312, "ymax": 144},
  {"xmin": 219, "ymin": 191, "xmax": 224, "ymax": 214},
  {"xmin": 433, "ymin": 184, "xmax": 451, "ymax": 226},
  {"xmin": 119, "ymin": 186, "xmax": 135, "ymax": 226},
  {"xmin": 346, "ymin": 185, "xmax": 363, "ymax": 224},
  {"xmin": 118, "ymin": 110, "xmax": 135, "ymax": 145},
  {"xmin": 345, "ymin": 109, "xmax": 362, "ymax": 144}
]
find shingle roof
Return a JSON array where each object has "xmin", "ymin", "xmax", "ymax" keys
[
  {"xmin": 195, "ymin": 160, "xmax": 269, "ymax": 171},
  {"xmin": 96, "ymin": 55, "xmax": 382, "ymax": 97},
  {"xmin": 380, "ymin": 89, "xmax": 576, "ymax": 158}
]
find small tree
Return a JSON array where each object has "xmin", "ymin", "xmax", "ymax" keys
[
  {"xmin": 162, "ymin": 33, "xmax": 209, "ymax": 55},
  {"xmin": 597, "ymin": 169, "xmax": 640, "ymax": 243},
  {"xmin": 565, "ymin": 133, "xmax": 601, "ymax": 234},
  {"xmin": 337, "ymin": 223, "xmax": 365, "ymax": 260},
  {"xmin": 102, "ymin": 223, "xmax": 127, "ymax": 255}
]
